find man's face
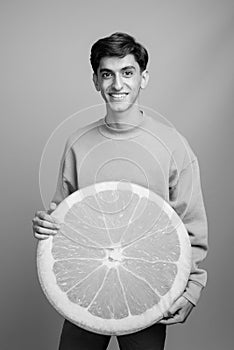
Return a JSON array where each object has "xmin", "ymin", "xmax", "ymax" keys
[{"xmin": 93, "ymin": 54, "xmax": 149, "ymax": 113}]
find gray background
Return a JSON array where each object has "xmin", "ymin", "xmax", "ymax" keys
[{"xmin": 1, "ymin": 0, "xmax": 233, "ymax": 349}]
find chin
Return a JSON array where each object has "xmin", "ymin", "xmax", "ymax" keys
[{"xmin": 108, "ymin": 102, "xmax": 132, "ymax": 113}]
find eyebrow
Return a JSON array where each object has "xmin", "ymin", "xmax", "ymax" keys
[{"xmin": 99, "ymin": 65, "xmax": 136, "ymax": 73}]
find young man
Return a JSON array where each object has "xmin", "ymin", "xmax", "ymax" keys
[{"xmin": 33, "ymin": 32, "xmax": 208, "ymax": 350}]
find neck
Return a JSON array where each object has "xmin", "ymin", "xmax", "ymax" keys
[{"xmin": 105, "ymin": 103, "xmax": 143, "ymax": 130}]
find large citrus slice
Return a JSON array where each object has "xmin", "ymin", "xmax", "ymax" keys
[{"xmin": 37, "ymin": 181, "xmax": 191, "ymax": 335}]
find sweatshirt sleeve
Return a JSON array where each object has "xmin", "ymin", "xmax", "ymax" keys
[
  {"xmin": 51, "ymin": 142, "xmax": 78, "ymax": 206},
  {"xmin": 169, "ymin": 157, "xmax": 208, "ymax": 306}
]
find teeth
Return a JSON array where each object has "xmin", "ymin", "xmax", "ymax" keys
[{"xmin": 110, "ymin": 94, "xmax": 128, "ymax": 100}]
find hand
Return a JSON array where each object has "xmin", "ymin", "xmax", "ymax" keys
[
  {"xmin": 32, "ymin": 202, "xmax": 60, "ymax": 240},
  {"xmin": 159, "ymin": 296, "xmax": 194, "ymax": 325}
]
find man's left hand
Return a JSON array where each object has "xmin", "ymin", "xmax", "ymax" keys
[{"xmin": 159, "ymin": 296, "xmax": 194, "ymax": 325}]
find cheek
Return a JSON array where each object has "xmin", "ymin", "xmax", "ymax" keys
[
  {"xmin": 128, "ymin": 76, "xmax": 142, "ymax": 89},
  {"xmin": 129, "ymin": 82, "xmax": 142, "ymax": 93},
  {"xmin": 100, "ymin": 81, "xmax": 112, "ymax": 92}
]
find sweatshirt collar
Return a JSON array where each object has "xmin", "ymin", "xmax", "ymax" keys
[{"xmin": 98, "ymin": 110, "xmax": 148, "ymax": 140}]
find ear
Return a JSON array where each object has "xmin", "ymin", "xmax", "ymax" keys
[
  {"xmin": 140, "ymin": 70, "xmax": 149, "ymax": 89},
  {"xmin": 93, "ymin": 73, "xmax": 100, "ymax": 91}
]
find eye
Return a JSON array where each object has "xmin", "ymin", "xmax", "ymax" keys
[
  {"xmin": 123, "ymin": 70, "xmax": 134, "ymax": 77},
  {"xmin": 101, "ymin": 72, "xmax": 112, "ymax": 79}
]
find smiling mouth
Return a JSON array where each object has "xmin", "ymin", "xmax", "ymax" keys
[{"xmin": 109, "ymin": 93, "xmax": 129, "ymax": 101}]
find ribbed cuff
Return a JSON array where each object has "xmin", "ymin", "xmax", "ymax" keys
[{"xmin": 183, "ymin": 280, "xmax": 204, "ymax": 306}]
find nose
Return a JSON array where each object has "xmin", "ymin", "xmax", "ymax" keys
[{"xmin": 112, "ymin": 74, "xmax": 123, "ymax": 91}]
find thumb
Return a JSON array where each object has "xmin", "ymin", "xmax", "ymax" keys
[
  {"xmin": 47, "ymin": 202, "xmax": 57, "ymax": 214},
  {"xmin": 168, "ymin": 297, "xmax": 185, "ymax": 315}
]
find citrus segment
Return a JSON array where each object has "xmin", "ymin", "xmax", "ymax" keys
[
  {"xmin": 37, "ymin": 181, "xmax": 191, "ymax": 335},
  {"xmin": 52, "ymin": 234, "xmax": 106, "ymax": 260},
  {"xmin": 120, "ymin": 197, "xmax": 163, "ymax": 245},
  {"xmin": 53, "ymin": 259, "xmax": 102, "ymax": 292},
  {"xmin": 60, "ymin": 223, "xmax": 101, "ymax": 248},
  {"xmin": 67, "ymin": 266, "xmax": 108, "ymax": 307},
  {"xmin": 64, "ymin": 210, "xmax": 112, "ymax": 247},
  {"xmin": 88, "ymin": 268, "xmax": 129, "ymax": 319},
  {"xmin": 122, "ymin": 259, "xmax": 177, "ymax": 296},
  {"xmin": 118, "ymin": 266, "xmax": 160, "ymax": 315},
  {"xmin": 122, "ymin": 227, "xmax": 180, "ymax": 262},
  {"xmin": 69, "ymin": 201, "xmax": 105, "ymax": 227}
]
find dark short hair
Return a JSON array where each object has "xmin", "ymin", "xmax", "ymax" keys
[{"xmin": 90, "ymin": 32, "xmax": 149, "ymax": 74}]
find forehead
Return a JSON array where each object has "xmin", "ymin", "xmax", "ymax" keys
[{"xmin": 98, "ymin": 54, "xmax": 140, "ymax": 72}]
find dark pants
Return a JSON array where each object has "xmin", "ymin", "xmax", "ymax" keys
[{"xmin": 58, "ymin": 319, "xmax": 166, "ymax": 350}]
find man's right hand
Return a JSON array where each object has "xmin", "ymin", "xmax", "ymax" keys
[{"xmin": 32, "ymin": 202, "xmax": 60, "ymax": 240}]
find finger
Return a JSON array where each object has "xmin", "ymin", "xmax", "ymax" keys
[
  {"xmin": 160, "ymin": 314, "xmax": 183, "ymax": 325},
  {"xmin": 33, "ymin": 218, "xmax": 60, "ymax": 230},
  {"xmin": 167, "ymin": 297, "xmax": 186, "ymax": 315},
  {"xmin": 35, "ymin": 211, "xmax": 51, "ymax": 221},
  {"xmin": 35, "ymin": 211, "xmax": 58, "ymax": 224},
  {"xmin": 33, "ymin": 226, "xmax": 58, "ymax": 236},
  {"xmin": 34, "ymin": 232, "xmax": 50, "ymax": 240},
  {"xmin": 178, "ymin": 302, "xmax": 194, "ymax": 322},
  {"xmin": 161, "ymin": 311, "xmax": 172, "ymax": 319}
]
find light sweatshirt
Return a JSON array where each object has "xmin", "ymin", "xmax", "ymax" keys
[{"xmin": 52, "ymin": 112, "xmax": 208, "ymax": 306}]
